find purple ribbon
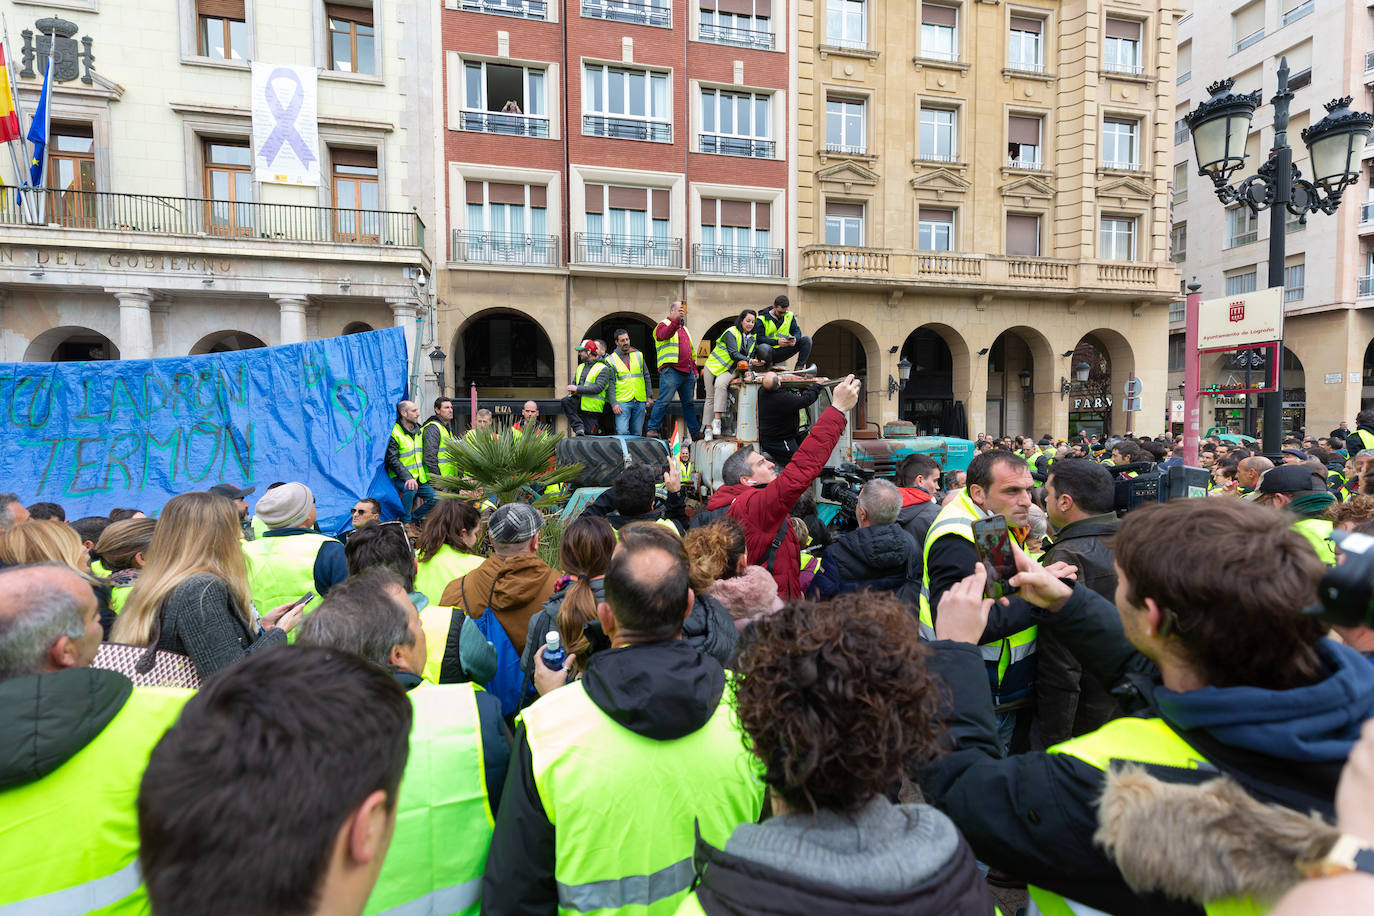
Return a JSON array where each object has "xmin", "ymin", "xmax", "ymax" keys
[{"xmin": 260, "ymin": 68, "xmax": 317, "ymax": 167}]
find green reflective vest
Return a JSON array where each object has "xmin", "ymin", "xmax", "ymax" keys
[
  {"xmin": 363, "ymin": 683, "xmax": 492, "ymax": 916},
  {"xmin": 0, "ymin": 685, "xmax": 193, "ymax": 915},
  {"xmin": 523, "ymin": 677, "xmax": 765, "ymax": 915},
  {"xmin": 90, "ymin": 558, "xmax": 111, "ymax": 578},
  {"xmin": 241, "ymin": 531, "xmax": 334, "ymax": 638},
  {"xmin": 655, "ymin": 323, "xmax": 691, "ymax": 369},
  {"xmin": 1030, "ymin": 717, "xmax": 1263, "ymax": 916},
  {"xmin": 758, "ymin": 309, "xmax": 796, "ymax": 341},
  {"xmin": 918, "ymin": 489, "xmax": 1037, "ymax": 707},
  {"xmin": 705, "ymin": 327, "xmax": 754, "ymax": 376},
  {"xmin": 414, "ymin": 546, "xmax": 485, "ymax": 618},
  {"xmin": 1292, "ymin": 516, "xmax": 1336, "ymax": 566},
  {"xmin": 392, "ymin": 423, "xmax": 428, "ymax": 484},
  {"xmin": 576, "ymin": 361, "xmax": 611, "ymax": 413},
  {"xmin": 424, "ymin": 419, "xmax": 460, "ymax": 479},
  {"xmin": 109, "ymin": 584, "xmax": 132, "ymax": 614},
  {"xmin": 1350, "ymin": 429, "xmax": 1374, "ymax": 453},
  {"xmin": 610, "ymin": 350, "xmax": 649, "ymax": 403}
]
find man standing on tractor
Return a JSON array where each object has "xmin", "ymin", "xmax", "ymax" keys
[{"xmin": 561, "ymin": 340, "xmax": 611, "ymax": 436}]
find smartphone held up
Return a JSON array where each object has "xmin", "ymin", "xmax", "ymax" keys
[{"xmin": 971, "ymin": 516, "xmax": 1018, "ymax": 600}]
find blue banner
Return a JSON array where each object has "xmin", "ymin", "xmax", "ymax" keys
[{"xmin": 0, "ymin": 327, "xmax": 408, "ymax": 535}]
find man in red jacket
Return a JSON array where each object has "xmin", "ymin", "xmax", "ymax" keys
[{"xmin": 706, "ymin": 375, "xmax": 861, "ymax": 599}]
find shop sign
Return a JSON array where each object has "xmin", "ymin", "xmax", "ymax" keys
[
  {"xmin": 1213, "ymin": 396, "xmax": 1247, "ymax": 406},
  {"xmin": 1170, "ymin": 400, "xmax": 1184, "ymax": 422},
  {"xmin": 1072, "ymin": 396, "xmax": 1113, "ymax": 411},
  {"xmin": 1198, "ymin": 287, "xmax": 1283, "ymax": 350}
]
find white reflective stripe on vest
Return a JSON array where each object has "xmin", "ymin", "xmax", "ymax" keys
[
  {"xmin": 369, "ymin": 877, "xmax": 482, "ymax": 916},
  {"xmin": 0, "ymin": 860, "xmax": 142, "ymax": 916},
  {"xmin": 556, "ymin": 857, "xmax": 694, "ymax": 912}
]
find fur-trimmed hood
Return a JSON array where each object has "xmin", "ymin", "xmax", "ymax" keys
[
  {"xmin": 707, "ymin": 565, "xmax": 784, "ymax": 631},
  {"xmin": 1096, "ymin": 766, "xmax": 1336, "ymax": 909}
]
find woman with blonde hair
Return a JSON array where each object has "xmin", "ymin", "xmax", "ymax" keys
[
  {"xmin": 0, "ymin": 519, "xmax": 115, "ymax": 633},
  {"xmin": 94, "ymin": 517, "xmax": 157, "ymax": 613},
  {"xmin": 110, "ymin": 491, "xmax": 302, "ymax": 677}
]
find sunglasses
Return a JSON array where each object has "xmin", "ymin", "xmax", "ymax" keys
[{"xmin": 351, "ymin": 508, "xmax": 371, "ymax": 514}]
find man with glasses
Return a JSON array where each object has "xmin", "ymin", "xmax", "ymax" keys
[{"xmin": 340, "ymin": 498, "xmax": 381, "ymax": 546}]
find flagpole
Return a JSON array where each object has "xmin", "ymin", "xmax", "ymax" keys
[{"xmin": 0, "ymin": 16, "xmax": 36, "ymax": 223}]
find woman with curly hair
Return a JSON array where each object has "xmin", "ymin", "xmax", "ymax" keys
[
  {"xmin": 681, "ymin": 592, "xmax": 994, "ymax": 914},
  {"xmin": 682, "ymin": 517, "xmax": 781, "ymax": 631}
]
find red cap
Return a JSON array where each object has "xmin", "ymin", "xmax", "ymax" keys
[{"xmin": 575, "ymin": 339, "xmax": 599, "ymax": 354}]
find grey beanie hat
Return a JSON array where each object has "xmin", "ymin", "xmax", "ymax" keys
[
  {"xmin": 487, "ymin": 503, "xmax": 543, "ymax": 544},
  {"xmin": 254, "ymin": 482, "xmax": 314, "ymax": 529}
]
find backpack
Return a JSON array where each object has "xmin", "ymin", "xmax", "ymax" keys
[{"xmin": 463, "ymin": 579, "xmax": 536, "ymax": 719}]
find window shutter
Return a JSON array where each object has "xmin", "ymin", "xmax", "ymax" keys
[
  {"xmin": 529, "ymin": 185, "xmax": 547, "ymax": 208},
  {"xmin": 197, "ymin": 0, "xmax": 246, "ymax": 18},
  {"xmin": 489, "ymin": 182, "xmax": 526, "ymax": 205},
  {"xmin": 325, "ymin": 2, "xmax": 374, "ymax": 24},
  {"xmin": 585, "ymin": 184, "xmax": 604, "ymax": 213},
  {"xmin": 1009, "ymin": 116, "xmax": 1040, "ymax": 145},
  {"xmin": 330, "ymin": 146, "xmax": 377, "ymax": 168},
  {"xmin": 921, "ymin": 208, "xmax": 954, "ymax": 223},
  {"xmin": 1104, "ymin": 18, "xmax": 1140, "ymax": 41},
  {"xmin": 1178, "ymin": 42, "xmax": 1191, "ymax": 73},
  {"xmin": 609, "ymin": 186, "xmax": 648, "ymax": 210},
  {"xmin": 754, "ymin": 202, "xmax": 770, "ymax": 231},
  {"xmin": 1233, "ymin": 1, "xmax": 1263, "ymax": 40},
  {"xmin": 717, "ymin": 0, "xmax": 753, "ymax": 14},
  {"xmin": 700, "ymin": 197, "xmax": 718, "ymax": 224},
  {"xmin": 465, "ymin": 181, "xmax": 485, "ymax": 205},
  {"xmin": 1283, "ymin": 40, "xmax": 1312, "ymax": 75},
  {"xmin": 1006, "ymin": 214, "xmax": 1040, "ymax": 256},
  {"xmin": 651, "ymin": 188, "xmax": 670, "ymax": 219},
  {"xmin": 826, "ymin": 201, "xmax": 864, "ymax": 218},
  {"xmin": 922, "ymin": 4, "xmax": 956, "ymax": 26},
  {"xmin": 721, "ymin": 200, "xmax": 752, "ymax": 227},
  {"xmin": 1010, "ymin": 16, "xmax": 1042, "ymax": 34}
]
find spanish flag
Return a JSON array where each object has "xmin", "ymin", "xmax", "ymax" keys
[{"xmin": 0, "ymin": 43, "xmax": 17, "ymax": 143}]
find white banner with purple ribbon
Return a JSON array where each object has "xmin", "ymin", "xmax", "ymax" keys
[{"xmin": 251, "ymin": 62, "xmax": 320, "ymax": 186}]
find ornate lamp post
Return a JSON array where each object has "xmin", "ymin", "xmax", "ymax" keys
[{"xmin": 1185, "ymin": 60, "xmax": 1373, "ymax": 453}]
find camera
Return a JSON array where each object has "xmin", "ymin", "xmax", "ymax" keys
[
  {"xmin": 1306, "ymin": 530, "xmax": 1374, "ymax": 628},
  {"xmin": 1107, "ymin": 462, "xmax": 1212, "ymax": 515},
  {"xmin": 819, "ymin": 462, "xmax": 874, "ymax": 531}
]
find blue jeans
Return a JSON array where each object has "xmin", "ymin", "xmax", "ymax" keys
[
  {"xmin": 614, "ymin": 399, "xmax": 647, "ymax": 436},
  {"xmin": 647, "ymin": 366, "xmax": 701, "ymax": 437},
  {"xmin": 397, "ymin": 481, "xmax": 437, "ymax": 524}
]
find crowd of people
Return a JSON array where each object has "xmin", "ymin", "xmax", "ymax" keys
[{"xmin": 5, "ymin": 397, "xmax": 1374, "ymax": 916}]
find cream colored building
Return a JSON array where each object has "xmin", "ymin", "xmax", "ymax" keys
[
  {"xmin": 794, "ymin": 0, "xmax": 1180, "ymax": 438},
  {"xmin": 0, "ymin": 0, "xmax": 437, "ymax": 382},
  {"xmin": 1169, "ymin": 0, "xmax": 1374, "ymax": 437}
]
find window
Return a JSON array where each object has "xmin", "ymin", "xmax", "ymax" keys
[
  {"xmin": 1099, "ymin": 216, "xmax": 1136, "ymax": 260},
  {"xmin": 331, "ymin": 148, "xmax": 379, "ymax": 242},
  {"xmin": 1103, "ymin": 19, "xmax": 1142, "ymax": 74},
  {"xmin": 459, "ymin": 0, "xmax": 548, "ymax": 20},
  {"xmin": 1170, "ymin": 222, "xmax": 1186, "ymax": 262},
  {"xmin": 1008, "ymin": 16, "xmax": 1044, "ymax": 73},
  {"xmin": 1102, "ymin": 118, "xmax": 1138, "ymax": 170},
  {"xmin": 459, "ymin": 181, "xmax": 555, "ymax": 265},
  {"xmin": 824, "ymin": 97, "xmax": 865, "ymax": 154},
  {"xmin": 1006, "ymin": 213, "xmax": 1041, "ymax": 256},
  {"xmin": 463, "ymin": 61, "xmax": 549, "ymax": 137},
  {"xmin": 1284, "ymin": 261, "xmax": 1305, "ymax": 302},
  {"xmin": 824, "ymin": 201, "xmax": 864, "ymax": 246},
  {"xmin": 1173, "ymin": 161, "xmax": 1188, "ymax": 202},
  {"xmin": 1280, "ymin": 41, "xmax": 1313, "ymax": 92},
  {"xmin": 1282, "ymin": 0, "xmax": 1313, "ymax": 26},
  {"xmin": 1233, "ymin": 1, "xmax": 1264, "ymax": 52},
  {"xmin": 696, "ymin": 198, "xmax": 779, "ymax": 277},
  {"xmin": 1007, "ymin": 115, "xmax": 1041, "ymax": 167},
  {"xmin": 699, "ymin": 0, "xmax": 773, "ymax": 51},
  {"xmin": 920, "ymin": 4, "xmax": 958, "ymax": 62},
  {"xmin": 583, "ymin": 64, "xmax": 671, "ymax": 142},
  {"xmin": 700, "ymin": 89, "xmax": 773, "ymax": 158},
  {"xmin": 1178, "ymin": 40, "xmax": 1191, "ymax": 84},
  {"xmin": 579, "ymin": 184, "xmax": 679, "ymax": 267},
  {"xmin": 197, "ymin": 0, "xmax": 247, "ymax": 59},
  {"xmin": 918, "ymin": 208, "xmax": 954, "ymax": 251},
  {"xmin": 1224, "ymin": 268, "xmax": 1258, "ymax": 295},
  {"xmin": 1169, "ymin": 334, "xmax": 1184, "ymax": 369},
  {"xmin": 1174, "ymin": 116, "xmax": 1188, "ymax": 145},
  {"xmin": 327, "ymin": 4, "xmax": 375, "ymax": 74},
  {"xmin": 202, "ymin": 139, "xmax": 253, "ymax": 237},
  {"xmin": 49, "ymin": 123, "xmax": 96, "ymax": 228},
  {"xmin": 582, "ymin": 0, "xmax": 670, "ymax": 28},
  {"xmin": 1227, "ymin": 206, "xmax": 1258, "ymax": 247},
  {"xmin": 825, "ymin": 0, "xmax": 866, "ymax": 50},
  {"xmin": 919, "ymin": 106, "xmax": 956, "ymax": 162}
]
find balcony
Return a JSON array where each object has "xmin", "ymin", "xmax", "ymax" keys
[
  {"xmin": 1361, "ymin": 275, "xmax": 1374, "ymax": 298},
  {"xmin": 1103, "ymin": 62, "xmax": 1144, "ymax": 76},
  {"xmin": 692, "ymin": 244, "xmax": 784, "ymax": 278},
  {"xmin": 698, "ymin": 21, "xmax": 774, "ymax": 50},
  {"xmin": 458, "ymin": 0, "xmax": 547, "ymax": 18},
  {"xmin": 699, "ymin": 134, "xmax": 775, "ymax": 158},
  {"xmin": 582, "ymin": 115, "xmax": 672, "ymax": 142},
  {"xmin": 1281, "ymin": 0, "xmax": 1313, "ymax": 25},
  {"xmin": 1007, "ymin": 156, "xmax": 1043, "ymax": 170},
  {"xmin": 822, "ymin": 142, "xmax": 868, "ymax": 156},
  {"xmin": 1366, "ymin": 50, "xmax": 1374, "ymax": 84},
  {"xmin": 824, "ymin": 36, "xmax": 870, "ymax": 53},
  {"xmin": 0, "ymin": 188, "xmax": 424, "ymax": 248},
  {"xmin": 451, "ymin": 230, "xmax": 561, "ymax": 267},
  {"xmin": 1007, "ymin": 58, "xmax": 1045, "ymax": 74},
  {"xmin": 798, "ymin": 247, "xmax": 1177, "ymax": 297},
  {"xmin": 572, "ymin": 233, "xmax": 683, "ymax": 269},
  {"xmin": 1102, "ymin": 160, "xmax": 1142, "ymax": 172},
  {"xmin": 581, "ymin": 0, "xmax": 670, "ymax": 27},
  {"xmin": 459, "ymin": 111, "xmax": 551, "ymax": 138}
]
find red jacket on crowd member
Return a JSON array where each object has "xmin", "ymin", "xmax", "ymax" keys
[{"xmin": 707, "ymin": 406, "xmax": 849, "ymax": 599}]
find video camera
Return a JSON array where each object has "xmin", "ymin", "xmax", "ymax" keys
[
  {"xmin": 819, "ymin": 462, "xmax": 875, "ymax": 531},
  {"xmin": 1307, "ymin": 530, "xmax": 1374, "ymax": 628},
  {"xmin": 1106, "ymin": 462, "xmax": 1212, "ymax": 515}
]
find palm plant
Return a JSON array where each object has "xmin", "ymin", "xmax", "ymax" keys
[{"xmin": 432, "ymin": 424, "xmax": 582, "ymax": 509}]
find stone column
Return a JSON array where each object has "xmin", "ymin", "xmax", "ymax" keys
[
  {"xmin": 108, "ymin": 287, "xmax": 154, "ymax": 360},
  {"xmin": 388, "ymin": 297, "xmax": 421, "ymax": 370},
  {"xmin": 274, "ymin": 294, "xmax": 309, "ymax": 345}
]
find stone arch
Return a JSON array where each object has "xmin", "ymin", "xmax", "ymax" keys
[
  {"xmin": 987, "ymin": 325, "xmax": 1054, "ymax": 438},
  {"xmin": 814, "ymin": 318, "xmax": 881, "ymax": 430},
  {"xmin": 342, "ymin": 321, "xmax": 374, "ymax": 335},
  {"xmin": 453, "ymin": 307, "xmax": 556, "ymax": 396},
  {"xmin": 190, "ymin": 330, "xmax": 267, "ymax": 355},
  {"xmin": 23, "ymin": 326, "xmax": 120, "ymax": 362},
  {"xmin": 1070, "ymin": 328, "xmax": 1135, "ymax": 437},
  {"xmin": 899, "ymin": 323, "xmax": 972, "ymax": 436}
]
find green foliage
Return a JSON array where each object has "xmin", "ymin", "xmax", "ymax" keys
[
  {"xmin": 432, "ymin": 425, "xmax": 583, "ymax": 509},
  {"xmin": 536, "ymin": 514, "xmax": 565, "ymax": 569}
]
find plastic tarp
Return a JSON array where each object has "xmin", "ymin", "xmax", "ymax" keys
[{"xmin": 0, "ymin": 327, "xmax": 407, "ymax": 535}]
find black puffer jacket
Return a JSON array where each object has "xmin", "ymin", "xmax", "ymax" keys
[{"xmin": 809, "ymin": 523, "xmax": 919, "ymax": 598}]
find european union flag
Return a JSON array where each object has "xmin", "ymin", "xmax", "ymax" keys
[{"xmin": 26, "ymin": 50, "xmax": 50, "ymax": 190}]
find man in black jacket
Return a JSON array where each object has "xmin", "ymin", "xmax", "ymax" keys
[
  {"xmin": 894, "ymin": 453, "xmax": 942, "ymax": 550},
  {"xmin": 579, "ymin": 461, "xmax": 689, "ymax": 533},
  {"xmin": 758, "ymin": 372, "xmax": 821, "ymax": 468},
  {"xmin": 1036, "ymin": 459, "xmax": 1120, "ymax": 747},
  {"xmin": 920, "ymin": 499, "xmax": 1374, "ymax": 916},
  {"xmin": 809, "ymin": 479, "xmax": 919, "ymax": 598}
]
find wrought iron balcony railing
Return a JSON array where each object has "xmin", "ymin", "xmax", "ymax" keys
[
  {"xmin": 698, "ymin": 21, "xmax": 774, "ymax": 50},
  {"xmin": 691, "ymin": 244, "xmax": 784, "ymax": 278},
  {"xmin": 458, "ymin": 0, "xmax": 547, "ymax": 18},
  {"xmin": 581, "ymin": 0, "xmax": 669, "ymax": 27},
  {"xmin": 573, "ymin": 233, "xmax": 682, "ymax": 268},
  {"xmin": 460, "ymin": 111, "xmax": 551, "ymax": 138},
  {"xmin": 451, "ymin": 230, "xmax": 560, "ymax": 266},
  {"xmin": 582, "ymin": 115, "xmax": 672, "ymax": 142},
  {"xmin": 698, "ymin": 134, "xmax": 774, "ymax": 158}
]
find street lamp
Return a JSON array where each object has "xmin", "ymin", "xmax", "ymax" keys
[
  {"xmin": 428, "ymin": 345, "xmax": 447, "ymax": 394},
  {"xmin": 1185, "ymin": 61, "xmax": 1373, "ymax": 452},
  {"xmin": 886, "ymin": 356, "xmax": 912, "ymax": 401},
  {"xmin": 1018, "ymin": 368, "xmax": 1032, "ymax": 394}
]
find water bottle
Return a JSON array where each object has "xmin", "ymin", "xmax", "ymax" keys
[{"xmin": 542, "ymin": 631, "xmax": 567, "ymax": 672}]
